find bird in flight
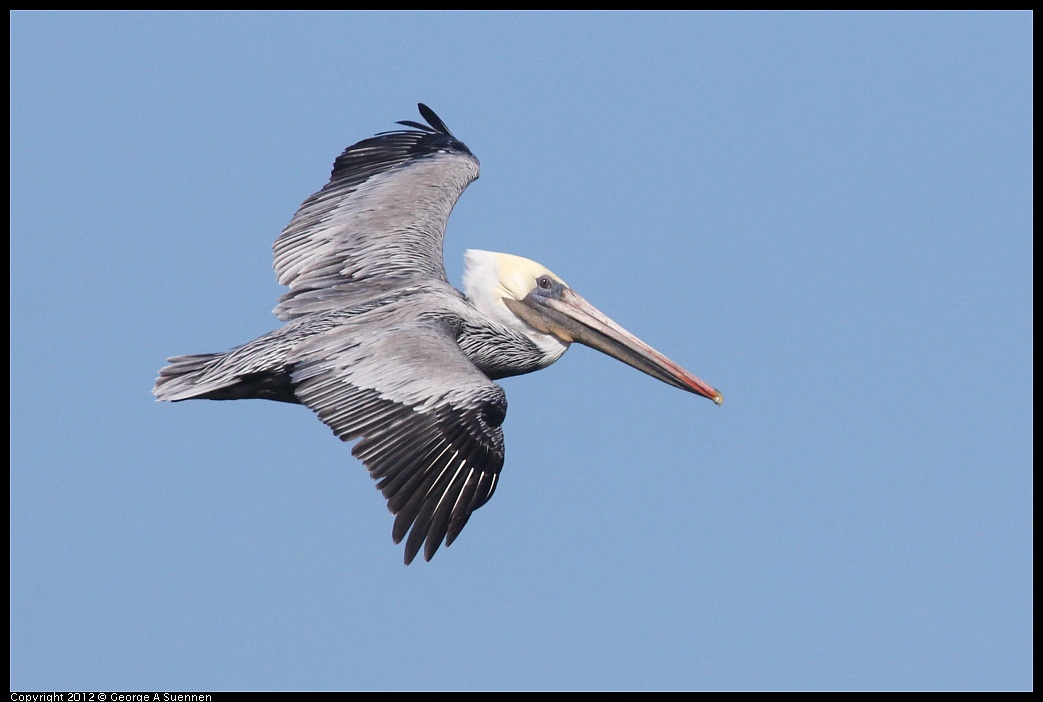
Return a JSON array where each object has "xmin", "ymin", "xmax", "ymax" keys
[{"xmin": 154, "ymin": 104, "xmax": 723, "ymax": 564}]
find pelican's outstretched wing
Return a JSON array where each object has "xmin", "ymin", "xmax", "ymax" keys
[
  {"xmin": 273, "ymin": 104, "xmax": 480, "ymax": 321},
  {"xmin": 291, "ymin": 312, "xmax": 507, "ymax": 564}
]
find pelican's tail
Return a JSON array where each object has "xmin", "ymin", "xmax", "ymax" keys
[
  {"xmin": 153, "ymin": 345, "xmax": 300, "ymax": 405},
  {"xmin": 153, "ymin": 352, "xmax": 227, "ymax": 401}
]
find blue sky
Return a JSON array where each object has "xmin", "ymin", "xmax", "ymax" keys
[{"xmin": 10, "ymin": 11, "xmax": 1031, "ymax": 691}]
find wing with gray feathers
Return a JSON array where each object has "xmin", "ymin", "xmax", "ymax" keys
[
  {"xmin": 291, "ymin": 318, "xmax": 507, "ymax": 564},
  {"xmin": 272, "ymin": 104, "xmax": 480, "ymax": 321}
]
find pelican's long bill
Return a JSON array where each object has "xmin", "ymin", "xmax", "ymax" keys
[{"xmin": 507, "ymin": 287, "xmax": 724, "ymax": 405}]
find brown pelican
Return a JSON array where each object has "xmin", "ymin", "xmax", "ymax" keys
[{"xmin": 154, "ymin": 104, "xmax": 723, "ymax": 564}]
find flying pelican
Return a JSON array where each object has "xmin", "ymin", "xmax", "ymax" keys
[{"xmin": 154, "ymin": 104, "xmax": 723, "ymax": 564}]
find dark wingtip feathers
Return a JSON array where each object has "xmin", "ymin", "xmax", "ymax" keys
[
  {"xmin": 417, "ymin": 103, "xmax": 452, "ymax": 135},
  {"xmin": 396, "ymin": 103, "xmax": 454, "ymax": 137}
]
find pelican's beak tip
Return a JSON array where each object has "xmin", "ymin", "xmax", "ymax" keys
[{"xmin": 712, "ymin": 391, "xmax": 724, "ymax": 406}]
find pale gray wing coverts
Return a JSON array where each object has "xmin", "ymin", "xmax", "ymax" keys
[
  {"xmin": 291, "ymin": 315, "xmax": 506, "ymax": 564},
  {"xmin": 272, "ymin": 104, "xmax": 480, "ymax": 320}
]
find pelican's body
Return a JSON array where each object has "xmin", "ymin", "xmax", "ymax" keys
[{"xmin": 155, "ymin": 105, "xmax": 722, "ymax": 564}]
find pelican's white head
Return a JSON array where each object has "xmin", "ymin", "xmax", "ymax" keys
[
  {"xmin": 462, "ymin": 249, "xmax": 571, "ymax": 361},
  {"xmin": 463, "ymin": 250, "xmax": 566, "ymax": 320}
]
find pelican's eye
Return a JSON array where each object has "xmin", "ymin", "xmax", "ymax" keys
[{"xmin": 536, "ymin": 275, "xmax": 554, "ymax": 291}]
